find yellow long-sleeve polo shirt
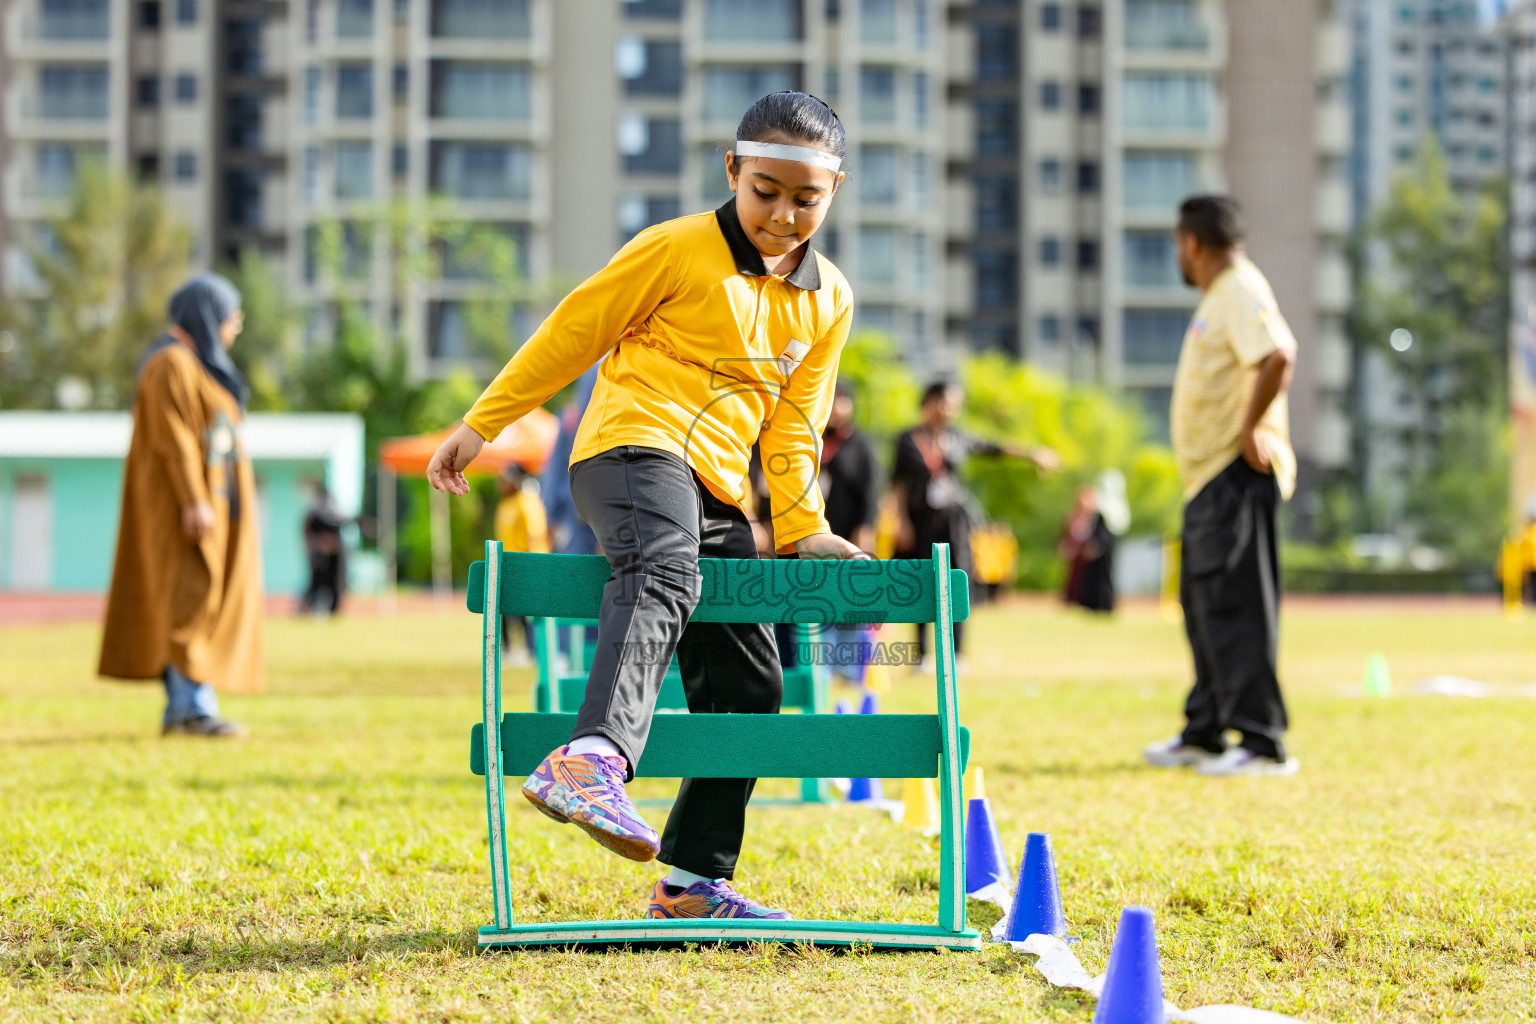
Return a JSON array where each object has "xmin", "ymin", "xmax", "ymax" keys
[{"xmin": 463, "ymin": 200, "xmax": 855, "ymax": 552}]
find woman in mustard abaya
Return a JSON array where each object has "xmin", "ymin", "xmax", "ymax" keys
[{"xmin": 99, "ymin": 273, "xmax": 265, "ymax": 736}]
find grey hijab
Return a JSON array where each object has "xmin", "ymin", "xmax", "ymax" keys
[{"xmin": 140, "ymin": 273, "xmax": 249, "ymax": 408}]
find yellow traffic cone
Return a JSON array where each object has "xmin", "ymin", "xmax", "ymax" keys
[
  {"xmin": 963, "ymin": 765, "xmax": 986, "ymax": 801},
  {"xmin": 901, "ymin": 777, "xmax": 941, "ymax": 834}
]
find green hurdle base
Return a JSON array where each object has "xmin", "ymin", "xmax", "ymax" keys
[{"xmin": 478, "ymin": 919, "xmax": 983, "ymax": 950}]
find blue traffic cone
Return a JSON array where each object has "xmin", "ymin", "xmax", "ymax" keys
[
  {"xmin": 834, "ymin": 698, "xmax": 854, "ymax": 715},
  {"xmin": 964, "ymin": 796, "xmax": 1009, "ymax": 894},
  {"xmin": 847, "ymin": 776, "xmax": 883, "ymax": 802},
  {"xmin": 1004, "ymin": 832, "xmax": 1067, "ymax": 941},
  {"xmin": 847, "ymin": 691, "xmax": 881, "ymax": 801},
  {"xmin": 1092, "ymin": 906, "xmax": 1165, "ymax": 1024}
]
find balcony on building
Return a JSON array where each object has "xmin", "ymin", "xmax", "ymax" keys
[
  {"xmin": 702, "ymin": 0, "xmax": 802, "ymax": 43},
  {"xmin": 429, "ymin": 141, "xmax": 533, "ymax": 202},
  {"xmin": 1121, "ymin": 150, "xmax": 1200, "ymax": 217},
  {"xmin": 430, "ymin": 0, "xmax": 530, "ymax": 39},
  {"xmin": 32, "ymin": 65, "xmax": 111, "ymax": 121},
  {"xmin": 1123, "ymin": 0, "xmax": 1211, "ymax": 52},
  {"xmin": 1121, "ymin": 71, "xmax": 1220, "ymax": 143},
  {"xmin": 1121, "ymin": 230, "xmax": 1194, "ymax": 296},
  {"xmin": 336, "ymin": 0, "xmax": 374, "ymax": 39}
]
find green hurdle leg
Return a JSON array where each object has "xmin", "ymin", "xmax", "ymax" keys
[
  {"xmin": 480, "ymin": 540, "xmax": 513, "ymax": 931},
  {"xmin": 932, "ymin": 543, "xmax": 966, "ymax": 935}
]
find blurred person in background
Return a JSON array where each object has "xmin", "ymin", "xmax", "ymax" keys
[
  {"xmin": 299, "ymin": 481, "xmax": 346, "ymax": 616},
  {"xmin": 98, "ymin": 273, "xmax": 263, "ymax": 737},
  {"xmin": 1058, "ymin": 469, "xmax": 1129, "ymax": 615},
  {"xmin": 541, "ymin": 364, "xmax": 601, "ymax": 556},
  {"xmin": 494, "ymin": 463, "xmax": 550, "ymax": 666},
  {"xmin": 891, "ymin": 381, "xmax": 1056, "ymax": 671},
  {"xmin": 819, "ymin": 381, "xmax": 881, "ymax": 684},
  {"xmin": 1143, "ymin": 196, "xmax": 1298, "ymax": 778}
]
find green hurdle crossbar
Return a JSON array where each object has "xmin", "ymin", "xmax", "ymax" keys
[{"xmin": 468, "ymin": 542, "xmax": 978, "ymax": 949}]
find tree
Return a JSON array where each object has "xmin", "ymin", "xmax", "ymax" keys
[
  {"xmin": 0, "ymin": 163, "xmax": 191, "ymax": 409},
  {"xmin": 1352, "ymin": 135, "xmax": 1511, "ymax": 551}
]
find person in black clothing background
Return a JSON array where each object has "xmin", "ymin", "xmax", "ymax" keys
[
  {"xmin": 300, "ymin": 482, "xmax": 346, "ymax": 616},
  {"xmin": 891, "ymin": 381, "xmax": 1056, "ymax": 669},
  {"xmin": 820, "ymin": 381, "xmax": 881, "ymax": 553}
]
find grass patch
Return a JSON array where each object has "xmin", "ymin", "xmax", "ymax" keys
[{"xmin": 2, "ymin": 599, "xmax": 1534, "ymax": 1022}]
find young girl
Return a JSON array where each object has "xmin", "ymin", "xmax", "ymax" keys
[{"xmin": 427, "ymin": 92, "xmax": 863, "ymax": 920}]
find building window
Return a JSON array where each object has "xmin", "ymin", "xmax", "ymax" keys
[
  {"xmin": 624, "ymin": 0, "xmax": 683, "ymax": 17},
  {"xmin": 912, "ymin": 152, "xmax": 931, "ymax": 208},
  {"xmin": 1040, "ymin": 80, "xmax": 1062, "ymax": 111},
  {"xmin": 227, "ymin": 19, "xmax": 262, "ymax": 75},
  {"xmin": 859, "ymin": 226, "xmax": 899, "ymax": 286},
  {"xmin": 912, "ymin": 231, "xmax": 930, "ymax": 288},
  {"xmin": 1040, "ymin": 2, "xmax": 1061, "ymax": 31},
  {"xmin": 1039, "ymin": 236, "xmax": 1061, "ymax": 266},
  {"xmin": 914, "ymin": 0, "xmax": 930, "ymax": 48},
  {"xmin": 620, "ymin": 118, "xmax": 683, "ymax": 175},
  {"xmin": 1477, "ymin": 145, "xmax": 1498, "ymax": 164},
  {"xmin": 334, "ymin": 142, "xmax": 375, "ymax": 199},
  {"xmin": 975, "ymin": 174, "xmax": 1015, "ymax": 232},
  {"xmin": 227, "ymin": 94, "xmax": 262, "ymax": 150},
  {"xmin": 1078, "ymin": 84, "xmax": 1100, "ymax": 115},
  {"xmin": 860, "ymin": 0, "xmax": 897, "ymax": 44},
  {"xmin": 1395, "ymin": 108, "xmax": 1414, "ymax": 126},
  {"xmin": 137, "ymin": 153, "xmax": 160, "ymax": 180},
  {"xmin": 431, "ymin": 62, "xmax": 531, "ymax": 119},
  {"xmin": 701, "ymin": 65, "xmax": 800, "ymax": 124},
  {"xmin": 975, "ymin": 100, "xmax": 1016, "ymax": 157},
  {"xmin": 1124, "ymin": 0, "xmax": 1208, "ymax": 50},
  {"xmin": 1123, "ymin": 231, "xmax": 1181, "ymax": 287},
  {"xmin": 1039, "ymin": 158, "xmax": 1062, "ymax": 191},
  {"xmin": 703, "ymin": 0, "xmax": 802, "ymax": 42},
  {"xmin": 174, "ymin": 0, "xmax": 195, "ymax": 24},
  {"xmin": 1123, "ymin": 309, "xmax": 1191, "ymax": 366},
  {"xmin": 336, "ymin": 65, "xmax": 374, "ymax": 119},
  {"xmin": 1122, "ymin": 72, "xmax": 1215, "ymax": 132},
  {"xmin": 1123, "ymin": 150, "xmax": 1196, "ymax": 209},
  {"xmin": 393, "ymin": 63, "xmax": 409, "ymax": 104},
  {"xmin": 1038, "ymin": 314, "xmax": 1061, "ymax": 345},
  {"xmin": 226, "ymin": 169, "xmax": 263, "ymax": 227},
  {"xmin": 860, "ymin": 66, "xmax": 898, "ymax": 124},
  {"xmin": 304, "ymin": 66, "xmax": 321, "ymax": 126},
  {"xmin": 974, "ymin": 249, "xmax": 1016, "ymax": 308},
  {"xmin": 431, "ymin": 0, "xmax": 530, "ymax": 38},
  {"xmin": 619, "ymin": 196, "xmax": 683, "ymax": 240},
  {"xmin": 618, "ymin": 39, "xmax": 684, "ymax": 97},
  {"xmin": 174, "ymin": 151, "xmax": 197, "ymax": 181},
  {"xmin": 859, "ymin": 145, "xmax": 900, "ymax": 205},
  {"xmin": 1077, "ymin": 5, "xmax": 1100, "ymax": 39},
  {"xmin": 1076, "ymin": 316, "xmax": 1099, "ymax": 345},
  {"xmin": 174, "ymin": 72, "xmax": 197, "ymax": 103},
  {"xmin": 392, "ymin": 144, "xmax": 408, "ymax": 180},
  {"xmin": 39, "ymin": 66, "xmax": 111, "ymax": 119},
  {"xmin": 137, "ymin": 76, "xmax": 160, "ymax": 108},
  {"xmin": 140, "ymin": 0, "xmax": 160, "ymax": 28},
  {"xmin": 913, "ymin": 70, "xmax": 930, "ymax": 128},
  {"xmin": 303, "ymin": 145, "xmax": 320, "ymax": 205},
  {"xmin": 337, "ymin": 0, "xmax": 373, "ymax": 37},
  {"xmin": 1077, "ymin": 161, "xmax": 1100, "ymax": 193},
  {"xmin": 429, "ymin": 142, "xmax": 531, "ymax": 199},
  {"xmin": 824, "ymin": 67, "xmax": 841, "ymax": 101},
  {"xmin": 977, "ymin": 24, "xmax": 1017, "ymax": 82},
  {"xmin": 1396, "ymin": 74, "xmax": 1414, "ymax": 92},
  {"xmin": 1076, "ymin": 239, "xmax": 1099, "ymax": 271}
]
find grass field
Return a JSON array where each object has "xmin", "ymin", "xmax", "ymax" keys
[{"xmin": 2, "ymin": 597, "xmax": 1534, "ymax": 1023}]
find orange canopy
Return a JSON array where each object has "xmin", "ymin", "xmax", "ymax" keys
[{"xmin": 378, "ymin": 408, "xmax": 559, "ymax": 476}]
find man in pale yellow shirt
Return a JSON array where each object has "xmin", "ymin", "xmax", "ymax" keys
[{"xmin": 1144, "ymin": 196, "xmax": 1300, "ymax": 777}]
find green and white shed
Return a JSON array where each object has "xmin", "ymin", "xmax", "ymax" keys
[{"xmin": 0, "ymin": 412, "xmax": 364, "ymax": 595}]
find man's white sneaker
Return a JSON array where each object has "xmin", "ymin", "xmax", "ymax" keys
[
  {"xmin": 1197, "ymin": 747, "xmax": 1300, "ymax": 777},
  {"xmin": 1142, "ymin": 736, "xmax": 1219, "ymax": 768}
]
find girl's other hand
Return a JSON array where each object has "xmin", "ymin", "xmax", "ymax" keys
[
  {"xmin": 427, "ymin": 422, "xmax": 487, "ymax": 495},
  {"xmin": 181, "ymin": 501, "xmax": 215, "ymax": 541}
]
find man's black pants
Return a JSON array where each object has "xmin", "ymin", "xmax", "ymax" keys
[
  {"xmin": 568, "ymin": 446, "xmax": 782, "ymax": 880},
  {"xmin": 1179, "ymin": 457, "xmax": 1290, "ymax": 760}
]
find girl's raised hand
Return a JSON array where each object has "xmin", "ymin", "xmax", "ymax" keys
[
  {"xmin": 793, "ymin": 533, "xmax": 871, "ymax": 561},
  {"xmin": 426, "ymin": 422, "xmax": 486, "ymax": 495}
]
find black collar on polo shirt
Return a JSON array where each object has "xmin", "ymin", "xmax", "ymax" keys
[{"xmin": 714, "ymin": 199, "xmax": 822, "ymax": 291}]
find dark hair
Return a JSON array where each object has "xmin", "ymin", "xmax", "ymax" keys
[
  {"xmin": 921, "ymin": 380, "xmax": 958, "ymax": 406},
  {"xmin": 732, "ymin": 91, "xmax": 845, "ymax": 170},
  {"xmin": 834, "ymin": 379, "xmax": 854, "ymax": 400},
  {"xmin": 1177, "ymin": 195, "xmax": 1244, "ymax": 250}
]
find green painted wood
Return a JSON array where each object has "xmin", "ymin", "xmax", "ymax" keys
[
  {"xmin": 931, "ymin": 544, "xmax": 966, "ymax": 935},
  {"xmin": 468, "ymin": 553, "xmax": 971, "ymax": 625},
  {"xmin": 479, "ymin": 540, "xmax": 513, "ymax": 931},
  {"xmin": 477, "ymin": 919, "xmax": 984, "ymax": 950},
  {"xmin": 472, "ymin": 713, "xmax": 970, "ymax": 780}
]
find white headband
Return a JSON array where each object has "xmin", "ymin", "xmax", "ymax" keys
[{"xmin": 734, "ymin": 140, "xmax": 843, "ymax": 172}]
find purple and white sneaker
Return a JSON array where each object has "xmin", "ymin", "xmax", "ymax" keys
[
  {"xmin": 520, "ymin": 745, "xmax": 660, "ymax": 862},
  {"xmin": 647, "ymin": 878, "xmax": 792, "ymax": 920}
]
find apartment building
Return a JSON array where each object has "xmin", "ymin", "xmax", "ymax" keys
[
  {"xmin": 946, "ymin": 0, "xmax": 1351, "ymax": 505},
  {"xmin": 1507, "ymin": 0, "xmax": 1536, "ymax": 520}
]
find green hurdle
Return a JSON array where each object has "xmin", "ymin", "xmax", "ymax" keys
[{"xmin": 468, "ymin": 542, "xmax": 978, "ymax": 949}]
